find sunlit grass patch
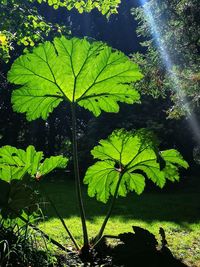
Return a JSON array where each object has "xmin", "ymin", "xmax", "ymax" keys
[
  {"xmin": 38, "ymin": 179, "xmax": 200, "ymax": 266},
  {"xmin": 39, "ymin": 217, "xmax": 200, "ymax": 266}
]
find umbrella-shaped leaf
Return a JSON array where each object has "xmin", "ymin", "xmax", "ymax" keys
[
  {"xmin": 8, "ymin": 36, "xmax": 142, "ymax": 121},
  {"xmin": 84, "ymin": 129, "xmax": 188, "ymax": 203}
]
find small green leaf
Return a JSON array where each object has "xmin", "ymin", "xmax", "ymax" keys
[
  {"xmin": 37, "ymin": 155, "xmax": 68, "ymax": 177},
  {"xmin": 161, "ymin": 149, "xmax": 189, "ymax": 168}
]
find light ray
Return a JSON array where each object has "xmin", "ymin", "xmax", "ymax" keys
[{"xmin": 139, "ymin": 0, "xmax": 200, "ymax": 144}]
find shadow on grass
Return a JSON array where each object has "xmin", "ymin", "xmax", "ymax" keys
[
  {"xmin": 107, "ymin": 226, "xmax": 188, "ymax": 267},
  {"xmin": 37, "ymin": 179, "xmax": 200, "ymax": 225}
]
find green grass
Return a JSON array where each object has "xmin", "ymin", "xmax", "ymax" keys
[{"xmin": 38, "ymin": 177, "xmax": 200, "ymax": 267}]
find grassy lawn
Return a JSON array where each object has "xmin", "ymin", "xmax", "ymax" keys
[{"xmin": 38, "ymin": 176, "xmax": 200, "ymax": 267}]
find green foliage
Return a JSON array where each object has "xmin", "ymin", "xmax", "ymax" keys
[
  {"xmin": 5, "ymin": 16, "xmax": 190, "ymax": 252},
  {"xmin": 35, "ymin": 0, "xmax": 121, "ymax": 16},
  {"xmin": 0, "ymin": 31, "xmax": 12, "ymax": 62},
  {"xmin": 0, "ymin": 1, "xmax": 69, "ymax": 62},
  {"xmin": 131, "ymin": 0, "xmax": 200, "ymax": 118},
  {"xmin": 84, "ymin": 129, "xmax": 188, "ymax": 203},
  {"xmin": 0, "ymin": 145, "xmax": 68, "ymax": 181},
  {"xmin": 8, "ymin": 36, "xmax": 142, "ymax": 120},
  {"xmin": 0, "ymin": 0, "xmax": 121, "ymax": 62},
  {"xmin": 0, "ymin": 145, "xmax": 68, "ymax": 218},
  {"xmin": 6, "ymin": 35, "xmax": 142, "ymax": 248}
]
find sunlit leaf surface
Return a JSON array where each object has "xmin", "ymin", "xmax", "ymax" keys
[
  {"xmin": 8, "ymin": 36, "xmax": 142, "ymax": 120},
  {"xmin": 84, "ymin": 130, "xmax": 188, "ymax": 203},
  {"xmin": 0, "ymin": 145, "xmax": 68, "ymax": 181}
]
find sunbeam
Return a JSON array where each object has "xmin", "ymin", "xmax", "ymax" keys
[{"xmin": 139, "ymin": 0, "xmax": 200, "ymax": 144}]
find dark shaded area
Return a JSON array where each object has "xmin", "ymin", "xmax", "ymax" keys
[
  {"xmin": 39, "ymin": 179, "xmax": 200, "ymax": 223},
  {"xmin": 96, "ymin": 226, "xmax": 188, "ymax": 267},
  {"xmin": 44, "ymin": 226, "xmax": 190, "ymax": 266},
  {"xmin": 0, "ymin": 179, "xmax": 39, "ymax": 219},
  {"xmin": 39, "ymin": 0, "xmax": 144, "ymax": 55}
]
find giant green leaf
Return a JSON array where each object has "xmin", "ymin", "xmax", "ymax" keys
[
  {"xmin": 8, "ymin": 36, "xmax": 142, "ymax": 121},
  {"xmin": 84, "ymin": 130, "xmax": 188, "ymax": 203},
  {"xmin": 0, "ymin": 145, "xmax": 68, "ymax": 182}
]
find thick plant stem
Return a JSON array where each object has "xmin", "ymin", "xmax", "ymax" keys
[
  {"xmin": 94, "ymin": 173, "xmax": 124, "ymax": 246},
  {"xmin": 71, "ymin": 103, "xmax": 89, "ymax": 248}
]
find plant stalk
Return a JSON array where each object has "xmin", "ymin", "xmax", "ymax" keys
[
  {"xmin": 93, "ymin": 172, "xmax": 124, "ymax": 246},
  {"xmin": 71, "ymin": 103, "xmax": 89, "ymax": 248},
  {"xmin": 9, "ymin": 210, "xmax": 69, "ymax": 252},
  {"xmin": 40, "ymin": 183, "xmax": 80, "ymax": 250}
]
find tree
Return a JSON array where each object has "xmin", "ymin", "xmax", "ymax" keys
[
  {"xmin": 0, "ymin": 0, "xmax": 70, "ymax": 62},
  {"xmin": 131, "ymin": 0, "xmax": 200, "ymax": 118},
  {"xmin": 34, "ymin": 0, "xmax": 121, "ymax": 16},
  {"xmin": 0, "ymin": 0, "xmax": 121, "ymax": 62}
]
